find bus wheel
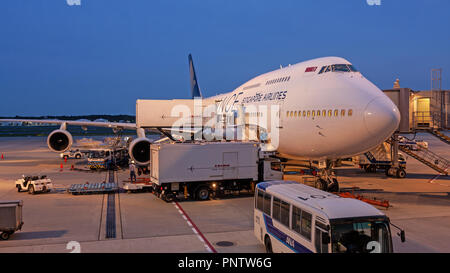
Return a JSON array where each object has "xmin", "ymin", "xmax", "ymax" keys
[
  {"xmin": 196, "ymin": 187, "xmax": 210, "ymax": 201},
  {"xmin": 264, "ymin": 236, "xmax": 273, "ymax": 253}
]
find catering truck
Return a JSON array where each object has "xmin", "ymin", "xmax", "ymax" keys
[{"xmin": 150, "ymin": 141, "xmax": 283, "ymax": 201}]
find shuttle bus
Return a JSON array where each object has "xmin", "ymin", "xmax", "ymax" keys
[{"xmin": 254, "ymin": 181, "xmax": 404, "ymax": 253}]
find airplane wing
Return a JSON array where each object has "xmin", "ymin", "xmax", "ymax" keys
[{"xmin": 0, "ymin": 119, "xmax": 137, "ymax": 130}]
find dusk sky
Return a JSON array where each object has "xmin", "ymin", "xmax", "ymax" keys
[{"xmin": 0, "ymin": 0, "xmax": 449, "ymax": 116}]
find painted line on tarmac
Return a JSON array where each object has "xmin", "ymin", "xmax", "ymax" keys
[
  {"xmin": 428, "ymin": 169, "xmax": 449, "ymax": 187},
  {"xmin": 172, "ymin": 201, "xmax": 217, "ymax": 253}
]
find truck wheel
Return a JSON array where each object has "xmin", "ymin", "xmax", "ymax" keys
[
  {"xmin": 1, "ymin": 232, "xmax": 10, "ymax": 240},
  {"xmin": 28, "ymin": 185, "xmax": 35, "ymax": 195},
  {"xmin": 196, "ymin": 187, "xmax": 210, "ymax": 201},
  {"xmin": 264, "ymin": 236, "xmax": 273, "ymax": 253},
  {"xmin": 75, "ymin": 154, "xmax": 81, "ymax": 159},
  {"xmin": 396, "ymin": 169, "xmax": 406, "ymax": 179},
  {"xmin": 17, "ymin": 185, "xmax": 22, "ymax": 192},
  {"xmin": 385, "ymin": 168, "xmax": 390, "ymax": 176},
  {"xmin": 165, "ymin": 193, "xmax": 174, "ymax": 202},
  {"xmin": 328, "ymin": 178, "xmax": 339, "ymax": 192},
  {"xmin": 317, "ymin": 179, "xmax": 328, "ymax": 191}
]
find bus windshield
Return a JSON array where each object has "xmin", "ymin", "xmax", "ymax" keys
[{"xmin": 331, "ymin": 218, "xmax": 392, "ymax": 253}]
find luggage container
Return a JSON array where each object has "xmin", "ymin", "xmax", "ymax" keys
[{"xmin": 0, "ymin": 200, "xmax": 24, "ymax": 240}]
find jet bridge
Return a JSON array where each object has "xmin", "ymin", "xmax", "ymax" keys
[{"xmin": 382, "ymin": 88, "xmax": 449, "ymax": 176}]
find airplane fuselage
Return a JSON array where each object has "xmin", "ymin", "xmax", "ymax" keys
[{"xmin": 207, "ymin": 57, "xmax": 400, "ymax": 160}]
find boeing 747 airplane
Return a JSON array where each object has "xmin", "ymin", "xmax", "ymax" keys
[{"xmin": 0, "ymin": 55, "xmax": 400, "ymax": 191}]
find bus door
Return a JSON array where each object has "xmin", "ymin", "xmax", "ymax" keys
[{"xmin": 314, "ymin": 221, "xmax": 330, "ymax": 253}]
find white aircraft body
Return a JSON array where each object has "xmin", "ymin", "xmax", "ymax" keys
[
  {"xmin": 206, "ymin": 56, "xmax": 400, "ymax": 160},
  {"xmin": 0, "ymin": 55, "xmax": 400, "ymax": 189}
]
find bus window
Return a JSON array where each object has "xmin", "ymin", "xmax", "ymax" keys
[
  {"xmin": 315, "ymin": 228, "xmax": 329, "ymax": 253},
  {"xmin": 273, "ymin": 197, "xmax": 281, "ymax": 221},
  {"xmin": 263, "ymin": 192, "xmax": 271, "ymax": 216},
  {"xmin": 348, "ymin": 109, "xmax": 353, "ymax": 116},
  {"xmin": 292, "ymin": 206, "xmax": 302, "ymax": 234},
  {"xmin": 316, "ymin": 110, "xmax": 321, "ymax": 117},
  {"xmin": 280, "ymin": 201, "xmax": 290, "ymax": 227},
  {"xmin": 322, "ymin": 110, "xmax": 326, "ymax": 117},
  {"xmin": 301, "ymin": 211, "xmax": 312, "ymax": 240},
  {"xmin": 257, "ymin": 190, "xmax": 264, "ymax": 211},
  {"xmin": 331, "ymin": 219, "xmax": 391, "ymax": 253},
  {"xmin": 334, "ymin": 109, "xmax": 338, "ymax": 117}
]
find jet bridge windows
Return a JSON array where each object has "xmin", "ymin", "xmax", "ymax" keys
[{"xmin": 318, "ymin": 64, "xmax": 358, "ymax": 74}]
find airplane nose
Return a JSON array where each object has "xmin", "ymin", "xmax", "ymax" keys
[{"xmin": 364, "ymin": 96, "xmax": 400, "ymax": 137}]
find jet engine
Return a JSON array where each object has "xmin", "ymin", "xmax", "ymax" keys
[
  {"xmin": 47, "ymin": 129, "xmax": 73, "ymax": 152},
  {"xmin": 128, "ymin": 137, "xmax": 152, "ymax": 165}
]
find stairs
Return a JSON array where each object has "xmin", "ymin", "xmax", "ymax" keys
[
  {"xmin": 427, "ymin": 129, "xmax": 450, "ymax": 145},
  {"xmin": 397, "ymin": 145, "xmax": 448, "ymax": 175}
]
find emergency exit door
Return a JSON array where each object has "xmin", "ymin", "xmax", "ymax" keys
[{"xmin": 222, "ymin": 152, "xmax": 238, "ymax": 179}]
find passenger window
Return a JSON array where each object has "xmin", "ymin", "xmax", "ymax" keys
[
  {"xmin": 273, "ymin": 197, "xmax": 281, "ymax": 221},
  {"xmin": 322, "ymin": 110, "xmax": 326, "ymax": 117},
  {"xmin": 348, "ymin": 109, "xmax": 353, "ymax": 116},
  {"xmin": 263, "ymin": 193, "xmax": 271, "ymax": 216},
  {"xmin": 281, "ymin": 201, "xmax": 290, "ymax": 227},
  {"xmin": 316, "ymin": 110, "xmax": 320, "ymax": 117},
  {"xmin": 312, "ymin": 110, "xmax": 315, "ymax": 117},
  {"xmin": 257, "ymin": 190, "xmax": 264, "ymax": 210},
  {"xmin": 301, "ymin": 211, "xmax": 312, "ymax": 240},
  {"xmin": 307, "ymin": 110, "xmax": 310, "ymax": 117},
  {"xmin": 303, "ymin": 111, "xmax": 306, "ymax": 117},
  {"xmin": 294, "ymin": 111, "xmax": 297, "ymax": 117},
  {"xmin": 286, "ymin": 111, "xmax": 289, "ymax": 117},
  {"xmin": 341, "ymin": 109, "xmax": 345, "ymax": 116},
  {"xmin": 292, "ymin": 206, "xmax": 302, "ymax": 234},
  {"xmin": 325, "ymin": 66, "xmax": 331, "ymax": 73},
  {"xmin": 328, "ymin": 110, "xmax": 332, "ymax": 117},
  {"xmin": 334, "ymin": 110, "xmax": 338, "ymax": 117}
]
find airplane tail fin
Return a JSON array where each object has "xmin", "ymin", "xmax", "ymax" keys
[{"xmin": 189, "ymin": 54, "xmax": 202, "ymax": 98}]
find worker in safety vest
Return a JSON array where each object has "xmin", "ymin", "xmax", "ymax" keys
[{"xmin": 129, "ymin": 161, "xmax": 137, "ymax": 183}]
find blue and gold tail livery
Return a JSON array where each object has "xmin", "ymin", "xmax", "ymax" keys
[{"xmin": 189, "ymin": 54, "xmax": 202, "ymax": 98}]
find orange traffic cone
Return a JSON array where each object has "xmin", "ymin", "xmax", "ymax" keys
[
  {"xmin": 60, "ymin": 163, "xmax": 63, "ymax": 172},
  {"xmin": 1, "ymin": 154, "xmax": 3, "ymax": 160},
  {"xmin": 64, "ymin": 157, "xmax": 67, "ymax": 163}
]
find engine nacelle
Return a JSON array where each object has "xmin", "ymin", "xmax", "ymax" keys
[
  {"xmin": 47, "ymin": 129, "xmax": 73, "ymax": 153},
  {"xmin": 129, "ymin": 137, "xmax": 152, "ymax": 165}
]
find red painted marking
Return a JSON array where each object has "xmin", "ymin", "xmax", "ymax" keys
[
  {"xmin": 305, "ymin": 66, "xmax": 317, "ymax": 72},
  {"xmin": 174, "ymin": 201, "xmax": 217, "ymax": 253}
]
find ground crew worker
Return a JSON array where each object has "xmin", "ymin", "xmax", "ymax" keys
[{"xmin": 129, "ymin": 161, "xmax": 137, "ymax": 183}]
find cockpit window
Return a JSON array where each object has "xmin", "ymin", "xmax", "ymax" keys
[{"xmin": 318, "ymin": 64, "xmax": 358, "ymax": 74}]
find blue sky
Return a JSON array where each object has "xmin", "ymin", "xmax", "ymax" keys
[{"xmin": 0, "ymin": 0, "xmax": 449, "ymax": 116}]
